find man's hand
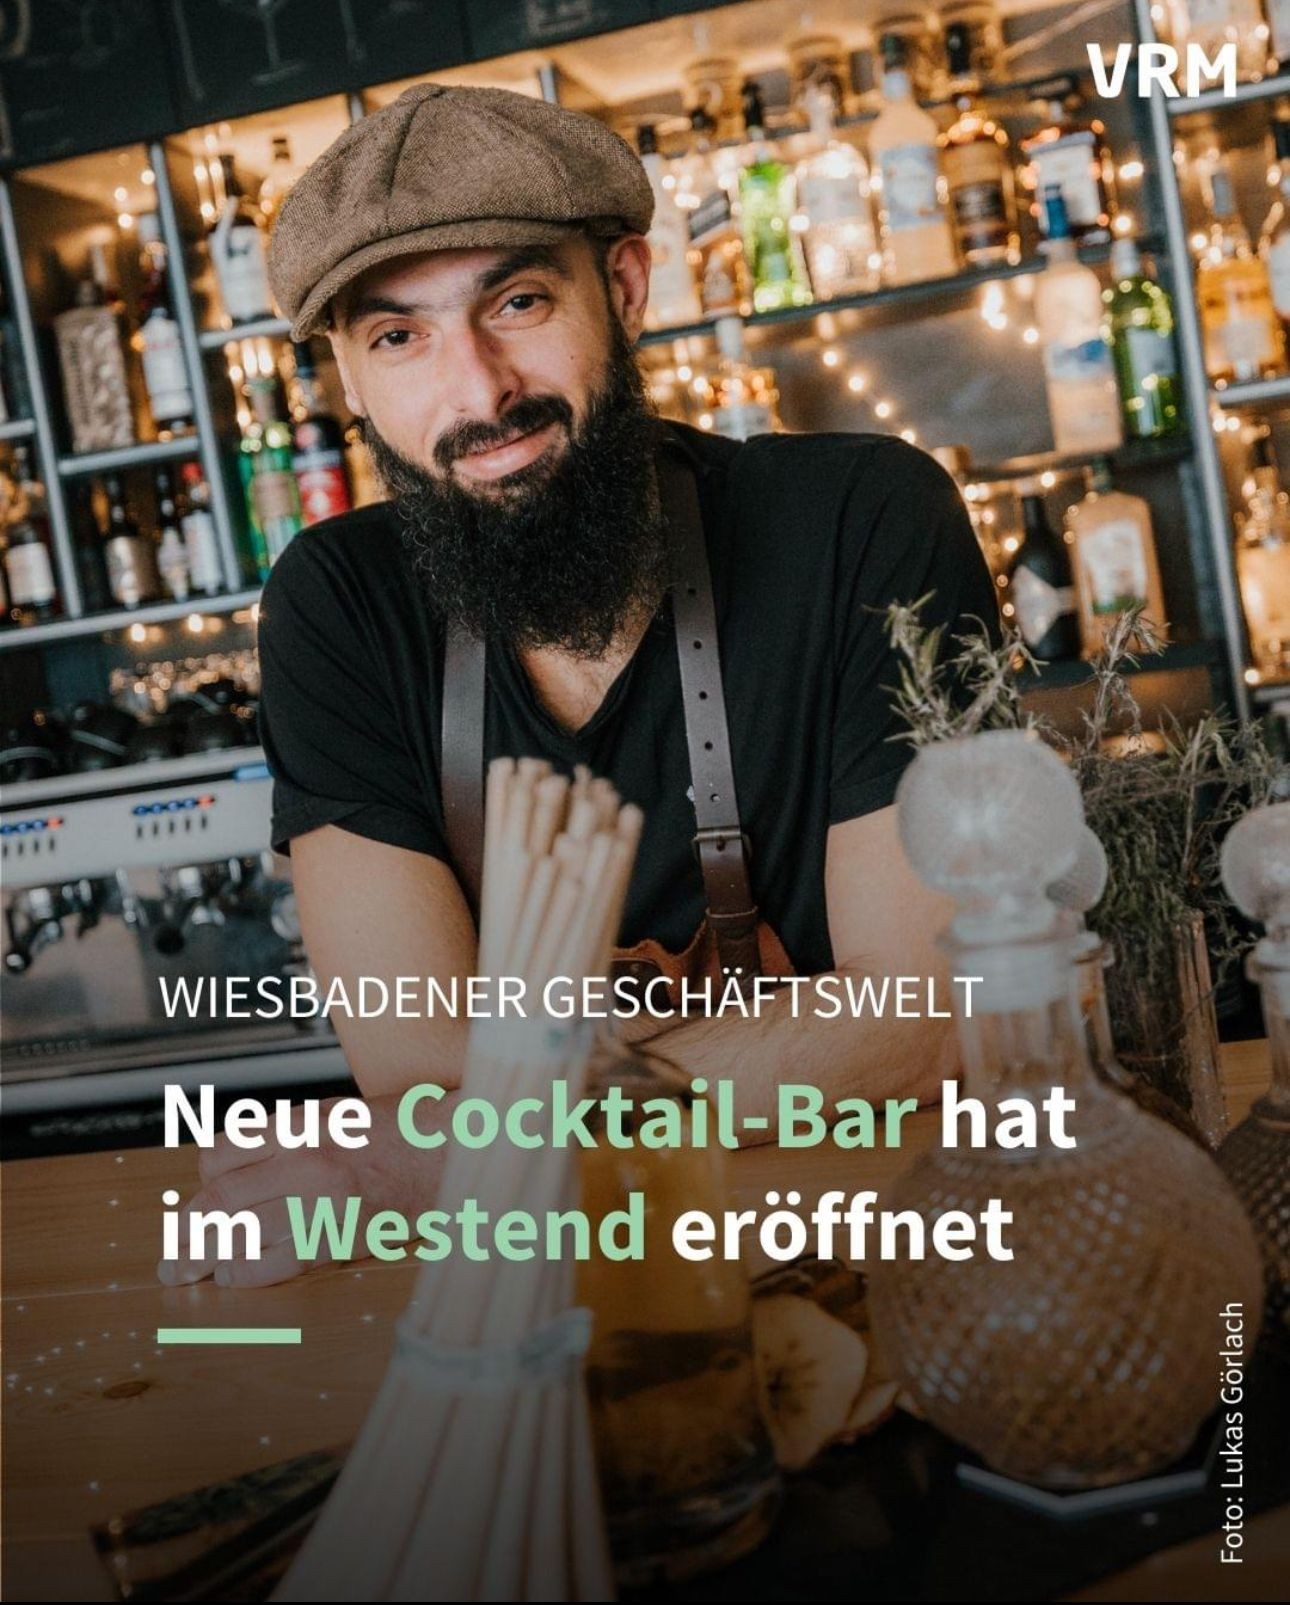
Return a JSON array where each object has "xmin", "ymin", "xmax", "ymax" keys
[{"xmin": 156, "ymin": 1091, "xmax": 449, "ymax": 1289}]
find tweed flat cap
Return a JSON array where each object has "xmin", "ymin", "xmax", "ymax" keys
[{"xmin": 268, "ymin": 83, "xmax": 655, "ymax": 340}]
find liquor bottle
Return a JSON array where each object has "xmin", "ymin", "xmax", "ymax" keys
[
  {"xmin": 3, "ymin": 446, "xmax": 58, "ymax": 625},
  {"xmin": 793, "ymin": 79, "xmax": 878, "ymax": 299},
  {"xmin": 1197, "ymin": 157, "xmax": 1285, "ymax": 383},
  {"xmin": 636, "ymin": 124, "xmax": 702, "ymax": 330},
  {"xmin": 69, "ymin": 480, "xmax": 110, "ymax": 613},
  {"xmin": 155, "ymin": 468, "xmax": 191, "ymax": 601},
  {"xmin": 1065, "ymin": 459, "xmax": 1169, "ymax": 655},
  {"xmin": 54, "ymin": 244, "xmax": 135, "ymax": 454},
  {"xmin": 1236, "ymin": 433, "xmax": 1290, "ymax": 679},
  {"xmin": 1260, "ymin": 117, "xmax": 1290, "ymax": 327},
  {"xmin": 210, "ymin": 154, "xmax": 275, "ymax": 325},
  {"xmin": 869, "ymin": 34, "xmax": 958, "ymax": 284},
  {"xmin": 708, "ymin": 316, "xmax": 780, "ymax": 440},
  {"xmin": 241, "ymin": 375, "xmax": 303, "ymax": 575},
  {"xmin": 290, "ymin": 342, "xmax": 352, "ymax": 526},
  {"xmin": 101, "ymin": 474, "xmax": 161, "ymax": 608},
  {"xmin": 1035, "ymin": 186, "xmax": 1122, "ymax": 456},
  {"xmin": 345, "ymin": 421, "xmax": 383, "ymax": 508},
  {"xmin": 736, "ymin": 80, "xmax": 813, "ymax": 314},
  {"xmin": 680, "ymin": 108, "xmax": 751, "ymax": 318},
  {"xmin": 177, "ymin": 462, "xmax": 224, "ymax": 597},
  {"xmin": 938, "ymin": 21, "xmax": 1016, "ymax": 266},
  {"xmin": 135, "ymin": 212, "xmax": 194, "ymax": 440},
  {"xmin": 1020, "ymin": 97, "xmax": 1115, "ymax": 246},
  {"xmin": 1007, "ymin": 483, "xmax": 1079, "ymax": 660},
  {"xmin": 1168, "ymin": 1, "xmax": 1269, "ymax": 84},
  {"xmin": 258, "ymin": 134, "xmax": 304, "ymax": 232},
  {"xmin": 1105, "ymin": 237, "xmax": 1184, "ymax": 439}
]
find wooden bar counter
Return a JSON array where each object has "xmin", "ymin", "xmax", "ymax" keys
[{"xmin": 2, "ymin": 1041, "xmax": 1284, "ymax": 1601}]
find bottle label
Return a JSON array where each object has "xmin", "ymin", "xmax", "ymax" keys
[
  {"xmin": 1079, "ymin": 518, "xmax": 1149, "ymax": 613},
  {"xmin": 797, "ymin": 171, "xmax": 867, "ymax": 228},
  {"xmin": 1045, "ymin": 335, "xmax": 1115, "ymax": 386},
  {"xmin": 951, "ymin": 179, "xmax": 1010, "ymax": 251},
  {"xmin": 878, "ymin": 144, "xmax": 942, "ymax": 232},
  {"xmin": 181, "ymin": 508, "xmax": 223, "ymax": 592},
  {"xmin": 253, "ymin": 468, "xmax": 301, "ymax": 527},
  {"xmin": 105, "ymin": 537, "xmax": 157, "ymax": 607},
  {"xmin": 1238, "ymin": 540, "xmax": 1290, "ymax": 660},
  {"xmin": 1032, "ymin": 137, "xmax": 1100, "ymax": 230},
  {"xmin": 296, "ymin": 462, "xmax": 352, "ymax": 525},
  {"xmin": 1268, "ymin": 234, "xmax": 1290, "ymax": 319},
  {"xmin": 1218, "ymin": 311, "xmax": 1278, "ymax": 374},
  {"xmin": 1012, "ymin": 566, "xmax": 1075, "ymax": 647},
  {"xmin": 5, "ymin": 542, "xmax": 55, "ymax": 606},
  {"xmin": 699, "ymin": 244, "xmax": 741, "ymax": 315},
  {"xmin": 141, "ymin": 316, "xmax": 193, "ymax": 422},
  {"xmin": 215, "ymin": 222, "xmax": 273, "ymax": 322},
  {"xmin": 1124, "ymin": 325, "xmax": 1178, "ymax": 382},
  {"xmin": 688, "ymin": 187, "xmax": 734, "ymax": 246},
  {"xmin": 712, "ymin": 402, "xmax": 775, "ymax": 441}
]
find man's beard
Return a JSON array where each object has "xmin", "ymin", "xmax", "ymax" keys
[{"xmin": 362, "ymin": 326, "xmax": 670, "ymax": 658}]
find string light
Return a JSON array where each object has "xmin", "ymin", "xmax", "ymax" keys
[
  {"xmin": 900, "ymin": 427, "xmax": 917, "ymax": 444},
  {"xmin": 1040, "ymin": 471, "xmax": 1057, "ymax": 488},
  {"xmin": 1022, "ymin": 326, "xmax": 1039, "ymax": 345},
  {"xmin": 1118, "ymin": 160, "xmax": 1144, "ymax": 182},
  {"xmin": 874, "ymin": 400, "xmax": 892, "ymax": 419},
  {"xmin": 128, "ymin": 623, "xmax": 147, "ymax": 644},
  {"xmin": 141, "ymin": 168, "xmax": 156, "ymax": 186},
  {"xmin": 847, "ymin": 372, "xmax": 868, "ymax": 393},
  {"xmin": 698, "ymin": 411, "xmax": 714, "ymax": 430},
  {"xmin": 821, "ymin": 347, "xmax": 841, "ymax": 368}
]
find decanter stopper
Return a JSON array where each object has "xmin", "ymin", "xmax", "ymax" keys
[
  {"xmin": 1047, "ymin": 825, "xmax": 1108, "ymax": 918},
  {"xmin": 897, "ymin": 728, "xmax": 1085, "ymax": 943},
  {"xmin": 1221, "ymin": 800, "xmax": 1290, "ymax": 946}
]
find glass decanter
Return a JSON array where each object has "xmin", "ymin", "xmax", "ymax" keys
[
  {"xmin": 576, "ymin": 1040, "xmax": 778, "ymax": 1583},
  {"xmin": 1218, "ymin": 802, "xmax": 1290, "ymax": 1357},
  {"xmin": 869, "ymin": 730, "xmax": 1265, "ymax": 1489}
]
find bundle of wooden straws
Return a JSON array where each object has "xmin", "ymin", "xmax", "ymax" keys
[{"xmin": 276, "ymin": 758, "xmax": 643, "ymax": 1602}]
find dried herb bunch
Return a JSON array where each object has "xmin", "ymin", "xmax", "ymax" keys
[{"xmin": 884, "ymin": 597, "xmax": 1284, "ymax": 994}]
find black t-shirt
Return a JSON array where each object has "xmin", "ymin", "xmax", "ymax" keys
[{"xmin": 257, "ymin": 422, "xmax": 997, "ymax": 975}]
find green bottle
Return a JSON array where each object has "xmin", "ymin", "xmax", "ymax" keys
[
  {"xmin": 737, "ymin": 80, "xmax": 813, "ymax": 315},
  {"xmin": 1104, "ymin": 238, "xmax": 1183, "ymax": 440},
  {"xmin": 240, "ymin": 376, "xmax": 303, "ymax": 577}
]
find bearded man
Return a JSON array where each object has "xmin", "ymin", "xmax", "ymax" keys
[{"xmin": 162, "ymin": 83, "xmax": 998, "ymax": 1287}]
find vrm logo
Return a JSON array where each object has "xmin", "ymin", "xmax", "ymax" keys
[{"xmin": 1087, "ymin": 42, "xmax": 1238, "ymax": 98}]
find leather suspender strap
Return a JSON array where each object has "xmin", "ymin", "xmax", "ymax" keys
[
  {"xmin": 441, "ymin": 620, "xmax": 486, "ymax": 917},
  {"xmin": 439, "ymin": 436, "xmax": 762, "ymax": 984},
  {"xmin": 654, "ymin": 444, "xmax": 763, "ymax": 987}
]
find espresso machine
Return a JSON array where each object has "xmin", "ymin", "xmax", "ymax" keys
[{"xmin": 1, "ymin": 745, "xmax": 349, "ymax": 1155}]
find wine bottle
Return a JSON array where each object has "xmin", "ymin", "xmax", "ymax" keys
[{"xmin": 1007, "ymin": 484, "xmax": 1080, "ymax": 661}]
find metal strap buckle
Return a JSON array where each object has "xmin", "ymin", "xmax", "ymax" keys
[{"xmin": 691, "ymin": 826, "xmax": 752, "ymax": 864}]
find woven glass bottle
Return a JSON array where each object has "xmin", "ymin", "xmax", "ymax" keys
[
  {"xmin": 869, "ymin": 730, "xmax": 1265, "ymax": 1489},
  {"xmin": 1217, "ymin": 801, "xmax": 1290, "ymax": 1357}
]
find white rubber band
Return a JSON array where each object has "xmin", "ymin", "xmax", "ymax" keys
[{"xmin": 393, "ymin": 1306, "xmax": 593, "ymax": 1393}]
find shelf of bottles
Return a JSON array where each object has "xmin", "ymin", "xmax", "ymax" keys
[
  {"xmin": 0, "ymin": 0, "xmax": 1241, "ymax": 721},
  {"xmin": 1155, "ymin": 0, "xmax": 1290, "ymax": 707}
]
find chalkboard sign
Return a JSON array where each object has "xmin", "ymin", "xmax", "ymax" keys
[
  {"xmin": 463, "ymin": 0, "xmax": 651, "ymax": 61},
  {"xmin": 162, "ymin": 0, "xmax": 469, "ymax": 126},
  {"xmin": 0, "ymin": 0, "xmax": 179, "ymax": 167}
]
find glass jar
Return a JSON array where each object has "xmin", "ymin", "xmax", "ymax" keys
[{"xmin": 577, "ymin": 1043, "xmax": 779, "ymax": 1584}]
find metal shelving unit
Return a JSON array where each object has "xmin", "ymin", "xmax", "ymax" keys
[{"xmin": 0, "ymin": 587, "xmax": 260, "ymax": 653}]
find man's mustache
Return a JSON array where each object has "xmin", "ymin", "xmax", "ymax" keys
[{"xmin": 433, "ymin": 394, "xmax": 575, "ymax": 472}]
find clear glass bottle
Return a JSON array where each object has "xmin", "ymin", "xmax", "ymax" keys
[
  {"xmin": 938, "ymin": 21, "xmax": 1016, "ymax": 266},
  {"xmin": 1218, "ymin": 802, "xmax": 1290, "ymax": 1358},
  {"xmin": 680, "ymin": 109, "xmax": 752, "ymax": 319},
  {"xmin": 1065, "ymin": 458, "xmax": 1169, "ymax": 654},
  {"xmin": 1035, "ymin": 187, "xmax": 1123, "ymax": 457},
  {"xmin": 1197, "ymin": 157, "xmax": 1285, "ymax": 383},
  {"xmin": 1235, "ymin": 432, "xmax": 1290, "ymax": 679},
  {"xmin": 638, "ymin": 123, "xmax": 704, "ymax": 330},
  {"xmin": 1105, "ymin": 237, "xmax": 1184, "ymax": 439},
  {"xmin": 707, "ymin": 317, "xmax": 780, "ymax": 440},
  {"xmin": 210, "ymin": 153, "xmax": 275, "ymax": 324},
  {"xmin": 54, "ymin": 242, "xmax": 136, "ymax": 454},
  {"xmin": 1020, "ymin": 98, "xmax": 1116, "ymax": 247},
  {"xmin": 869, "ymin": 729, "xmax": 1265, "ymax": 1490},
  {"xmin": 578, "ymin": 1043, "xmax": 779, "ymax": 1584},
  {"xmin": 794, "ymin": 80, "xmax": 878, "ymax": 299},
  {"xmin": 869, "ymin": 33, "xmax": 958, "ymax": 284},
  {"xmin": 736, "ymin": 81, "xmax": 813, "ymax": 314},
  {"xmin": 1259, "ymin": 117, "xmax": 1290, "ymax": 327},
  {"xmin": 1168, "ymin": 0, "xmax": 1270, "ymax": 84},
  {"xmin": 135, "ymin": 212, "xmax": 194, "ymax": 439}
]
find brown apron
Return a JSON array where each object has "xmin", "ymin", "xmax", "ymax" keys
[{"xmin": 439, "ymin": 431, "xmax": 793, "ymax": 1008}]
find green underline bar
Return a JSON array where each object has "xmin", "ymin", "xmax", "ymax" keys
[{"xmin": 156, "ymin": 1327, "xmax": 302, "ymax": 1345}]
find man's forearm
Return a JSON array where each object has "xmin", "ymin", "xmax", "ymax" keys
[{"xmin": 636, "ymin": 961, "xmax": 957, "ymax": 1138}]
